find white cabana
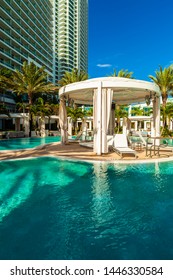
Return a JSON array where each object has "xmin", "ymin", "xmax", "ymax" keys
[{"xmin": 59, "ymin": 77, "xmax": 161, "ymax": 155}]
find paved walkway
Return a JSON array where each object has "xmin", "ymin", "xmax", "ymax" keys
[{"xmin": 0, "ymin": 142, "xmax": 173, "ymax": 163}]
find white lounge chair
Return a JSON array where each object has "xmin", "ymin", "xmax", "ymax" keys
[{"xmin": 112, "ymin": 134, "xmax": 137, "ymax": 158}]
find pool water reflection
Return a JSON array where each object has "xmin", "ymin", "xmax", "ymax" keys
[{"xmin": 0, "ymin": 157, "xmax": 173, "ymax": 260}]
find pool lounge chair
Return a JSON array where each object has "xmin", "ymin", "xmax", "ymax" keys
[{"xmin": 112, "ymin": 134, "xmax": 137, "ymax": 159}]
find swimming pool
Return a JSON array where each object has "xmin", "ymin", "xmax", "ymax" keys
[
  {"xmin": 0, "ymin": 157, "xmax": 173, "ymax": 260},
  {"xmin": 0, "ymin": 136, "xmax": 61, "ymax": 150}
]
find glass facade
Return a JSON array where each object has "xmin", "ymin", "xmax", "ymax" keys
[
  {"xmin": 0, "ymin": 0, "xmax": 88, "ymax": 83},
  {"xmin": 0, "ymin": 0, "xmax": 54, "ymax": 81}
]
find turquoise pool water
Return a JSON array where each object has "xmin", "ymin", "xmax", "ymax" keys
[
  {"xmin": 0, "ymin": 157, "xmax": 173, "ymax": 260},
  {"xmin": 0, "ymin": 136, "xmax": 61, "ymax": 150}
]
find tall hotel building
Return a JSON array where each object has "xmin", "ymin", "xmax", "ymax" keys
[
  {"xmin": 54, "ymin": 0, "xmax": 88, "ymax": 81},
  {"xmin": 0, "ymin": 0, "xmax": 88, "ymax": 83},
  {"xmin": 0, "ymin": 0, "xmax": 54, "ymax": 81}
]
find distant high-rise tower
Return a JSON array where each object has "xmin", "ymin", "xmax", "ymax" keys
[
  {"xmin": 54, "ymin": 0, "xmax": 88, "ymax": 82},
  {"xmin": 0, "ymin": 0, "xmax": 54, "ymax": 81}
]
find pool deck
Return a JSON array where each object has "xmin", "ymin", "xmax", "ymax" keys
[{"xmin": 0, "ymin": 142, "xmax": 173, "ymax": 163}]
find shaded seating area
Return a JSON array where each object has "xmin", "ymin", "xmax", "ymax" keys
[
  {"xmin": 59, "ymin": 77, "xmax": 161, "ymax": 156},
  {"xmin": 110, "ymin": 134, "xmax": 137, "ymax": 158}
]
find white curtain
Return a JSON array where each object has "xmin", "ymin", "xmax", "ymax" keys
[
  {"xmin": 101, "ymin": 88, "xmax": 113, "ymax": 153},
  {"xmin": 101, "ymin": 89, "xmax": 107, "ymax": 153},
  {"xmin": 106, "ymin": 89, "xmax": 113, "ymax": 129},
  {"xmin": 59, "ymin": 97, "xmax": 68, "ymax": 144},
  {"xmin": 93, "ymin": 84, "xmax": 113, "ymax": 155},
  {"xmin": 93, "ymin": 89, "xmax": 97, "ymax": 153},
  {"xmin": 93, "ymin": 85, "xmax": 102, "ymax": 154}
]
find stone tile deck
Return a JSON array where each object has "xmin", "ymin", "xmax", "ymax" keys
[{"xmin": 0, "ymin": 142, "xmax": 173, "ymax": 163}]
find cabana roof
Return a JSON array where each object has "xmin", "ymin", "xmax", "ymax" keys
[{"xmin": 59, "ymin": 77, "xmax": 160, "ymax": 105}]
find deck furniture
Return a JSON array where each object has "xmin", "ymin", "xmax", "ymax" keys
[{"xmin": 111, "ymin": 134, "xmax": 137, "ymax": 159}]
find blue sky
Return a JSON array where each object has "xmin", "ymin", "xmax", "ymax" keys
[{"xmin": 88, "ymin": 0, "xmax": 173, "ymax": 81}]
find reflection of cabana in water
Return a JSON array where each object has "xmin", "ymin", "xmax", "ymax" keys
[{"xmin": 59, "ymin": 77, "xmax": 161, "ymax": 155}]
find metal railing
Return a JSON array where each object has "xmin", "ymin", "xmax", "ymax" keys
[{"xmin": 146, "ymin": 136, "xmax": 173, "ymax": 157}]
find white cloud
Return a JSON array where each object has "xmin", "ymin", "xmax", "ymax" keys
[{"xmin": 97, "ymin": 64, "xmax": 112, "ymax": 68}]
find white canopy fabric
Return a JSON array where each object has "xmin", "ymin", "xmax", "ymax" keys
[
  {"xmin": 59, "ymin": 97, "xmax": 68, "ymax": 144},
  {"xmin": 93, "ymin": 85, "xmax": 113, "ymax": 154},
  {"xmin": 59, "ymin": 77, "xmax": 160, "ymax": 105},
  {"xmin": 0, "ymin": 114, "xmax": 9, "ymax": 118},
  {"xmin": 50, "ymin": 115, "xmax": 59, "ymax": 119},
  {"xmin": 10, "ymin": 113, "xmax": 23, "ymax": 118},
  {"xmin": 59, "ymin": 77, "xmax": 161, "ymax": 154}
]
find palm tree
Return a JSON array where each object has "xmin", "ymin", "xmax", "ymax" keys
[
  {"xmin": 59, "ymin": 68, "xmax": 88, "ymax": 87},
  {"xmin": 160, "ymin": 102, "xmax": 173, "ymax": 136},
  {"xmin": 109, "ymin": 68, "xmax": 134, "ymax": 78},
  {"xmin": 9, "ymin": 61, "xmax": 56, "ymax": 105},
  {"xmin": 59, "ymin": 68, "xmax": 88, "ymax": 107},
  {"xmin": 131, "ymin": 106, "xmax": 144, "ymax": 116},
  {"xmin": 50, "ymin": 103, "xmax": 59, "ymax": 115},
  {"xmin": 86, "ymin": 107, "xmax": 93, "ymax": 117},
  {"xmin": 29, "ymin": 97, "xmax": 52, "ymax": 136},
  {"xmin": 149, "ymin": 66, "xmax": 173, "ymax": 108},
  {"xmin": 143, "ymin": 107, "xmax": 152, "ymax": 116},
  {"xmin": 149, "ymin": 66, "xmax": 173, "ymax": 128},
  {"xmin": 67, "ymin": 107, "xmax": 87, "ymax": 135},
  {"xmin": 6, "ymin": 61, "xmax": 57, "ymax": 136},
  {"xmin": 0, "ymin": 67, "xmax": 13, "ymax": 91},
  {"xmin": 16, "ymin": 102, "xmax": 29, "ymax": 113},
  {"xmin": 115, "ymin": 105, "xmax": 128, "ymax": 133},
  {"xmin": 0, "ymin": 67, "xmax": 14, "ymax": 109},
  {"xmin": 59, "ymin": 68, "xmax": 88, "ymax": 86}
]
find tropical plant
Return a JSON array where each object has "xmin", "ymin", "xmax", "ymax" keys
[
  {"xmin": 160, "ymin": 102, "xmax": 173, "ymax": 136},
  {"xmin": 50, "ymin": 103, "xmax": 59, "ymax": 116},
  {"xmin": 8, "ymin": 61, "xmax": 57, "ymax": 105},
  {"xmin": 59, "ymin": 68, "xmax": 88, "ymax": 107},
  {"xmin": 0, "ymin": 67, "xmax": 14, "ymax": 111},
  {"xmin": 131, "ymin": 106, "xmax": 144, "ymax": 116},
  {"xmin": 109, "ymin": 68, "xmax": 134, "ymax": 78},
  {"xmin": 5, "ymin": 61, "xmax": 57, "ymax": 136},
  {"xmin": 86, "ymin": 107, "xmax": 93, "ymax": 117},
  {"xmin": 31, "ymin": 97, "xmax": 52, "ymax": 118},
  {"xmin": 59, "ymin": 68, "xmax": 88, "ymax": 87},
  {"xmin": 115, "ymin": 105, "xmax": 128, "ymax": 133},
  {"xmin": 143, "ymin": 107, "xmax": 152, "ymax": 116},
  {"xmin": 67, "ymin": 107, "xmax": 87, "ymax": 134},
  {"xmin": 29, "ymin": 97, "xmax": 52, "ymax": 136},
  {"xmin": 16, "ymin": 102, "xmax": 29, "ymax": 113},
  {"xmin": 149, "ymin": 65, "xmax": 173, "ymax": 109},
  {"xmin": 149, "ymin": 66, "xmax": 173, "ymax": 128},
  {"xmin": 0, "ymin": 67, "xmax": 13, "ymax": 91}
]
